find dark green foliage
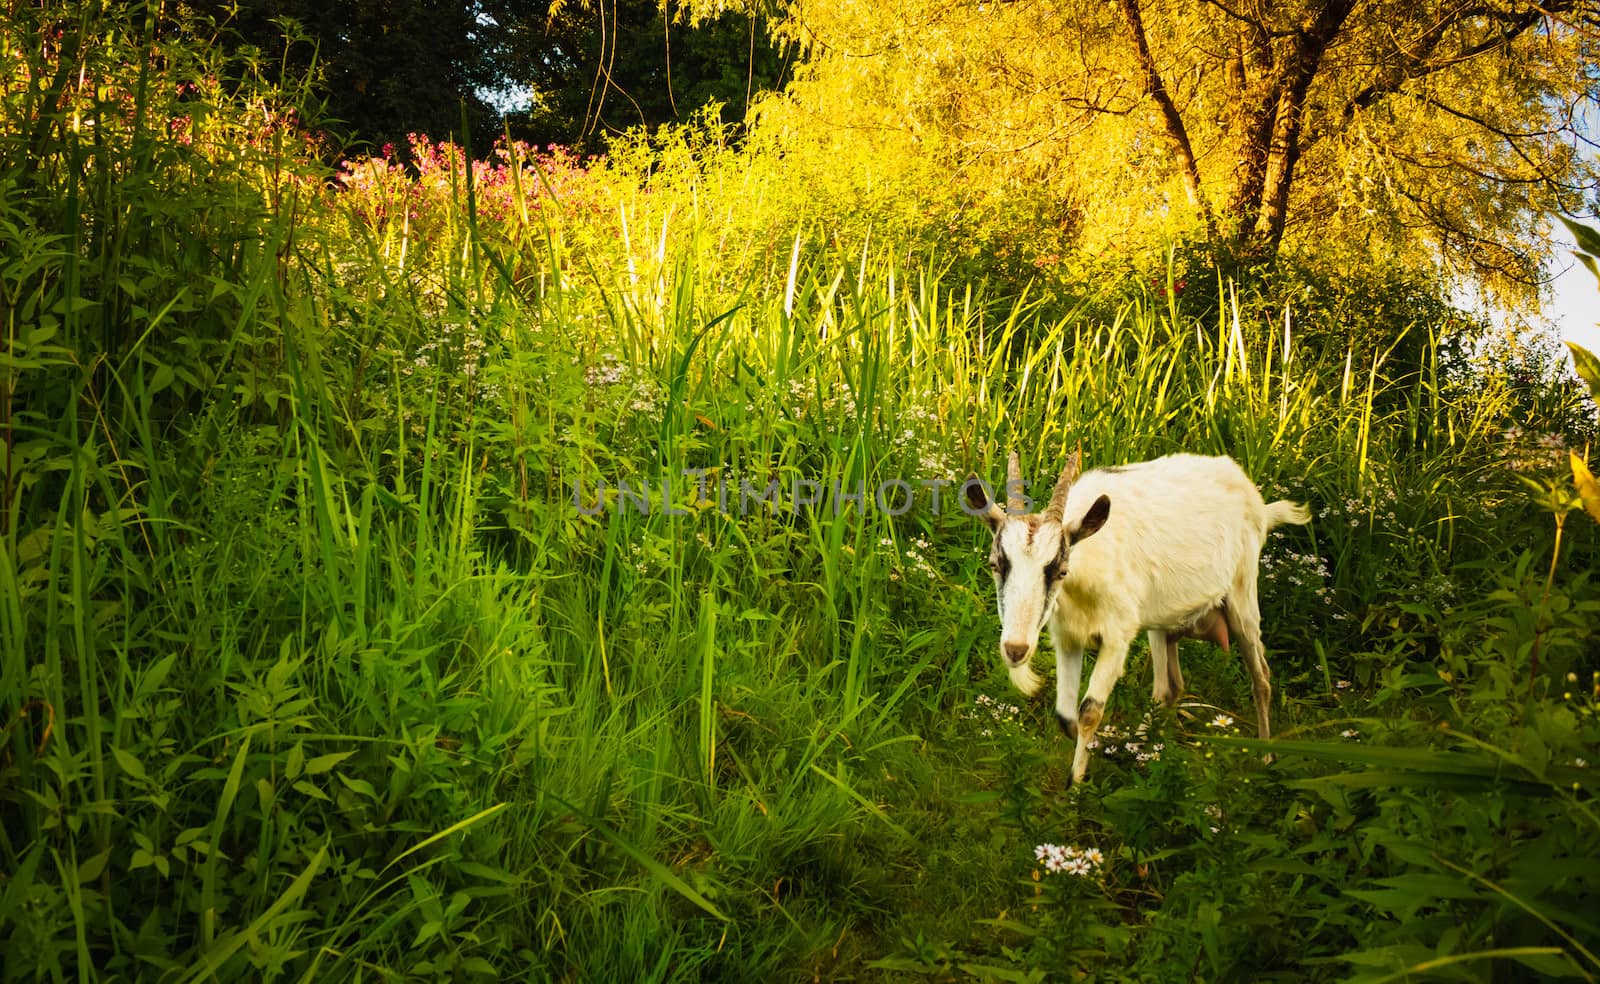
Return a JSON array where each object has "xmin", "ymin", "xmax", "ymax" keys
[
  {"xmin": 180, "ymin": 0, "xmax": 789, "ymax": 155},
  {"xmin": 493, "ymin": 0, "xmax": 791, "ymax": 148},
  {"xmin": 184, "ymin": 0, "xmax": 511, "ymax": 153}
]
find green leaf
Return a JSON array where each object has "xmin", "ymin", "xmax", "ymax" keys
[
  {"xmin": 175, "ymin": 827, "xmax": 206, "ymax": 846},
  {"xmin": 147, "ymin": 361, "xmax": 175, "ymax": 396},
  {"xmin": 77, "ymin": 849, "xmax": 111, "ymax": 883},
  {"xmin": 412, "ymin": 920, "xmax": 442, "ymax": 948},
  {"xmin": 292, "ymin": 780, "xmax": 330, "ymax": 802},
  {"xmin": 113, "ymin": 747, "xmax": 147, "ymax": 781},
  {"xmin": 135, "ymin": 654, "xmax": 177, "ymax": 701},
  {"xmin": 1572, "ymin": 452, "xmax": 1600, "ymax": 524},
  {"xmin": 957, "ymin": 962, "xmax": 1049, "ymax": 983},
  {"xmin": 305, "ymin": 750, "xmax": 353, "ymax": 775},
  {"xmin": 1509, "ymin": 949, "xmax": 1590, "ymax": 979},
  {"xmin": 974, "ymin": 917, "xmax": 1041, "ymax": 938},
  {"xmin": 1561, "ymin": 216, "xmax": 1600, "ymax": 263},
  {"xmin": 335, "ymin": 773, "xmax": 378, "ymax": 799},
  {"xmin": 1568, "ymin": 342, "xmax": 1600, "ymax": 405},
  {"xmin": 456, "ymin": 861, "xmax": 520, "ymax": 884}
]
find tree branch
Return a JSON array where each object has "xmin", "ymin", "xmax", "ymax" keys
[
  {"xmin": 1337, "ymin": 4, "xmax": 1550, "ymax": 129},
  {"xmin": 1114, "ymin": 0, "xmax": 1216, "ymax": 235},
  {"xmin": 1194, "ymin": 0, "xmax": 1293, "ymax": 37}
]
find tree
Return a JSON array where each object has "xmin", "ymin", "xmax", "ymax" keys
[
  {"xmin": 490, "ymin": 0, "xmax": 789, "ymax": 147},
  {"xmin": 749, "ymin": 0, "xmax": 1600, "ymax": 298},
  {"xmin": 185, "ymin": 0, "xmax": 787, "ymax": 154},
  {"xmin": 187, "ymin": 0, "xmax": 512, "ymax": 153}
]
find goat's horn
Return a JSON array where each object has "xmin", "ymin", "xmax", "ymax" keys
[
  {"xmin": 1043, "ymin": 451, "xmax": 1081, "ymax": 522},
  {"xmin": 1006, "ymin": 451, "xmax": 1027, "ymax": 514}
]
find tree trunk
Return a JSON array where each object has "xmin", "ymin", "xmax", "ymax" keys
[
  {"xmin": 1115, "ymin": 0, "xmax": 1214, "ymax": 236},
  {"xmin": 1231, "ymin": 0, "xmax": 1356, "ymax": 259},
  {"xmin": 1252, "ymin": 0, "xmax": 1356, "ymax": 252}
]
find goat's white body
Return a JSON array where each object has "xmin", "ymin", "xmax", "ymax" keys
[
  {"xmin": 1049, "ymin": 454, "xmax": 1283, "ymax": 649},
  {"xmin": 975, "ymin": 451, "xmax": 1309, "ymax": 784}
]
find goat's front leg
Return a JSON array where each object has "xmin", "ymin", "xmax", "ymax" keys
[
  {"xmin": 1053, "ymin": 643, "xmax": 1084, "ymax": 741},
  {"xmin": 1069, "ymin": 632, "xmax": 1134, "ymax": 785},
  {"xmin": 1048, "ymin": 617, "xmax": 1084, "ymax": 739}
]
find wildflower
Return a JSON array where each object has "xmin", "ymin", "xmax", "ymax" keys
[
  {"xmin": 1210, "ymin": 714, "xmax": 1234, "ymax": 729},
  {"xmin": 1034, "ymin": 844, "xmax": 1103, "ymax": 876},
  {"xmin": 1340, "ymin": 728, "xmax": 1359, "ymax": 739},
  {"xmin": 1577, "ymin": 758, "xmax": 1589, "ymax": 768},
  {"xmin": 1034, "ymin": 843, "xmax": 1069, "ymax": 873},
  {"xmin": 1336, "ymin": 680, "xmax": 1351, "ymax": 690}
]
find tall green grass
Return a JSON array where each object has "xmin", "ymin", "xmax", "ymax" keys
[{"xmin": 4, "ymin": 3, "xmax": 1597, "ymax": 980}]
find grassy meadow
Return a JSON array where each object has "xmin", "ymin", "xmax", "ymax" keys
[{"xmin": 3, "ymin": 6, "xmax": 1600, "ymax": 981}]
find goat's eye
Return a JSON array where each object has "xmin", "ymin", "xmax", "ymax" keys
[
  {"xmin": 990, "ymin": 556, "xmax": 1009, "ymax": 578},
  {"xmin": 1042, "ymin": 561, "xmax": 1060, "ymax": 582}
]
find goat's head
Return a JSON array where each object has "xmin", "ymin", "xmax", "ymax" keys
[{"xmin": 964, "ymin": 451, "xmax": 1110, "ymax": 696}]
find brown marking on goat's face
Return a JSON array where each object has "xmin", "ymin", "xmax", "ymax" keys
[{"xmin": 1023, "ymin": 514, "xmax": 1049, "ymax": 546}]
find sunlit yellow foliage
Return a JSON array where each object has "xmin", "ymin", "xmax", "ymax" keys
[{"xmin": 703, "ymin": 0, "xmax": 1600, "ymax": 300}]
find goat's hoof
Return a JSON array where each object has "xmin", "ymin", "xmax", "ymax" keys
[{"xmin": 1054, "ymin": 710, "xmax": 1078, "ymax": 741}]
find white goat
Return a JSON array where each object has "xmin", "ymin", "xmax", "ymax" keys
[{"xmin": 964, "ymin": 451, "xmax": 1309, "ymax": 785}]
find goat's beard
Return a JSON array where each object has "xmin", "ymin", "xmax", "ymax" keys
[{"xmin": 1007, "ymin": 658, "xmax": 1043, "ymax": 698}]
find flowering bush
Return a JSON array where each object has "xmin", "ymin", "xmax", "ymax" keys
[{"xmin": 332, "ymin": 134, "xmax": 602, "ymax": 243}]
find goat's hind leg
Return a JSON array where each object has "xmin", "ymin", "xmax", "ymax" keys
[
  {"xmin": 1223, "ymin": 581, "xmax": 1273, "ymax": 744},
  {"xmin": 1148, "ymin": 629, "xmax": 1180, "ymax": 707},
  {"xmin": 1165, "ymin": 635, "xmax": 1186, "ymax": 703}
]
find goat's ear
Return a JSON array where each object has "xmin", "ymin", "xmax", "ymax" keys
[
  {"xmin": 1069, "ymin": 494, "xmax": 1111, "ymax": 544},
  {"xmin": 963, "ymin": 475, "xmax": 1005, "ymax": 530}
]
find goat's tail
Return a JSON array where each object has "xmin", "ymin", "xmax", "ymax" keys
[{"xmin": 1264, "ymin": 499, "xmax": 1312, "ymax": 531}]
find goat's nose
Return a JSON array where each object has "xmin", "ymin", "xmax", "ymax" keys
[{"xmin": 1003, "ymin": 642, "xmax": 1031, "ymax": 664}]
